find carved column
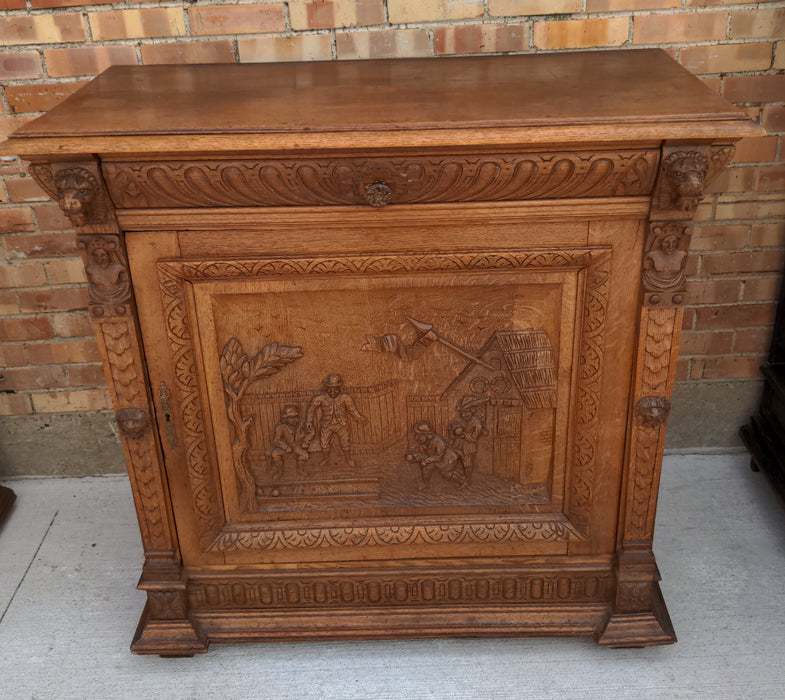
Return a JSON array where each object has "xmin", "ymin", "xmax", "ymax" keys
[
  {"xmin": 598, "ymin": 142, "xmax": 735, "ymax": 646},
  {"xmin": 28, "ymin": 158, "xmax": 206, "ymax": 655}
]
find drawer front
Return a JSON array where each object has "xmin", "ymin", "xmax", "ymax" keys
[{"xmin": 103, "ymin": 149, "xmax": 659, "ymax": 209}]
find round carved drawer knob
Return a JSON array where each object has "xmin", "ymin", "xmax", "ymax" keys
[{"xmin": 364, "ymin": 181, "xmax": 393, "ymax": 207}]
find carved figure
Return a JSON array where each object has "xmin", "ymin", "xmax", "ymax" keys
[
  {"xmin": 84, "ymin": 239, "xmax": 129, "ymax": 303},
  {"xmin": 450, "ymin": 395, "xmax": 488, "ymax": 478},
  {"xmin": 407, "ymin": 421, "xmax": 467, "ymax": 489},
  {"xmin": 643, "ymin": 230, "xmax": 688, "ymax": 294},
  {"xmin": 54, "ymin": 167, "xmax": 100, "ymax": 226},
  {"xmin": 266, "ymin": 405, "xmax": 310, "ymax": 479},
  {"xmin": 661, "ymin": 151, "xmax": 708, "ymax": 212},
  {"xmin": 306, "ymin": 373, "xmax": 367, "ymax": 468}
]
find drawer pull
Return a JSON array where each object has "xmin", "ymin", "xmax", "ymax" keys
[{"xmin": 364, "ymin": 181, "xmax": 393, "ymax": 207}]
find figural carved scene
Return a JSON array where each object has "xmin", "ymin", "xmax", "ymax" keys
[{"xmin": 178, "ymin": 260, "xmax": 590, "ymax": 522}]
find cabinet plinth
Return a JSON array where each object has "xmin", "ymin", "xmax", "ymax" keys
[{"xmin": 3, "ymin": 50, "xmax": 762, "ymax": 653}]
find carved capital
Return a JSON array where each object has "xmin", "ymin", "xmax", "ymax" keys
[
  {"xmin": 643, "ymin": 222, "xmax": 692, "ymax": 306},
  {"xmin": 656, "ymin": 149, "xmax": 709, "ymax": 214},
  {"xmin": 116, "ymin": 407, "xmax": 150, "ymax": 439},
  {"xmin": 634, "ymin": 396, "xmax": 671, "ymax": 429},
  {"xmin": 28, "ymin": 163, "xmax": 108, "ymax": 228},
  {"xmin": 77, "ymin": 234, "xmax": 132, "ymax": 317}
]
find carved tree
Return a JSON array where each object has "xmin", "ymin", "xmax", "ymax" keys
[{"xmin": 219, "ymin": 338, "xmax": 303, "ymax": 511}]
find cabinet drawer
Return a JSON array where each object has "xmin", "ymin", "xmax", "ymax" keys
[{"xmin": 102, "ymin": 150, "xmax": 659, "ymax": 209}]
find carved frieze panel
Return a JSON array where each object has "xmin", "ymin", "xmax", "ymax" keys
[
  {"xmin": 157, "ymin": 247, "xmax": 610, "ymax": 550},
  {"xmin": 187, "ymin": 569, "xmax": 614, "ymax": 609},
  {"xmin": 103, "ymin": 150, "xmax": 659, "ymax": 209}
]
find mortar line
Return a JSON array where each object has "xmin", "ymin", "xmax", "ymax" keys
[{"xmin": 0, "ymin": 509, "xmax": 58, "ymax": 627}]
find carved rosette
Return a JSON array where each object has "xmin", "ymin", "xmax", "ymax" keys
[{"xmin": 116, "ymin": 407, "xmax": 150, "ymax": 438}]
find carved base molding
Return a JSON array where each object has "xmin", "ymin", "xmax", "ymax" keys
[
  {"xmin": 595, "ymin": 582, "xmax": 677, "ymax": 647},
  {"xmin": 131, "ymin": 603, "xmax": 208, "ymax": 656}
]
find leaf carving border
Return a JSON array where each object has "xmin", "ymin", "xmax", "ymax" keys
[
  {"xmin": 156, "ymin": 248, "xmax": 610, "ymax": 550},
  {"xmin": 104, "ymin": 150, "xmax": 659, "ymax": 209}
]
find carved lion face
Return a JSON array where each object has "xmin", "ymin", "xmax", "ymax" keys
[
  {"xmin": 664, "ymin": 152, "xmax": 708, "ymax": 211},
  {"xmin": 55, "ymin": 169, "xmax": 97, "ymax": 227}
]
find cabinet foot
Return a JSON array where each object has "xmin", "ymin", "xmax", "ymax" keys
[
  {"xmin": 131, "ymin": 602, "xmax": 208, "ymax": 656},
  {"xmin": 596, "ymin": 581, "xmax": 676, "ymax": 647}
]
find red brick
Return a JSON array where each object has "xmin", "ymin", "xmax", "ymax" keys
[
  {"xmin": 731, "ymin": 8, "xmax": 785, "ymax": 39},
  {"xmin": 686, "ymin": 279, "xmax": 740, "ymax": 305},
  {"xmin": 27, "ymin": 339, "xmax": 101, "ymax": 365},
  {"xmin": 691, "ymin": 356, "xmax": 762, "ymax": 380},
  {"xmin": 0, "ymin": 261, "xmax": 47, "ymax": 289},
  {"xmin": 0, "ymin": 0, "xmax": 25, "ymax": 8},
  {"xmin": 435, "ymin": 24, "xmax": 529, "ymax": 55},
  {"xmin": 32, "ymin": 0, "xmax": 114, "ymax": 6},
  {"xmin": 0, "ymin": 289, "xmax": 18, "ymax": 315},
  {"xmin": 33, "ymin": 204, "xmax": 72, "ymax": 231},
  {"xmin": 0, "ymin": 207, "xmax": 36, "ymax": 234},
  {"xmin": 3, "ymin": 231, "xmax": 77, "ymax": 258},
  {"xmin": 44, "ymin": 45, "xmax": 137, "ymax": 78},
  {"xmin": 141, "ymin": 40, "xmax": 235, "ymax": 65},
  {"xmin": 1, "ymin": 157, "xmax": 23, "ymax": 177},
  {"xmin": 0, "ymin": 316, "xmax": 53, "ymax": 341},
  {"xmin": 89, "ymin": 8, "xmax": 186, "ymax": 41},
  {"xmin": 757, "ymin": 165, "xmax": 785, "ymax": 193},
  {"xmin": 633, "ymin": 12, "xmax": 727, "ymax": 44},
  {"xmin": 762, "ymin": 106, "xmax": 785, "ymax": 133},
  {"xmin": 32, "ymin": 388, "xmax": 112, "ymax": 412},
  {"xmin": 0, "ymin": 51, "xmax": 43, "ymax": 80},
  {"xmin": 533, "ymin": 17, "xmax": 628, "ymax": 50},
  {"xmin": 733, "ymin": 326, "xmax": 774, "ymax": 354},
  {"xmin": 690, "ymin": 225, "xmax": 749, "ymax": 251},
  {"xmin": 0, "ymin": 343, "xmax": 27, "ymax": 367},
  {"xmin": 491, "ymin": 0, "xmax": 580, "ymax": 13},
  {"xmin": 19, "ymin": 287, "xmax": 88, "ymax": 313},
  {"xmin": 678, "ymin": 330, "xmax": 734, "ymax": 355},
  {"xmin": 703, "ymin": 250, "xmax": 785, "ymax": 276},
  {"xmin": 682, "ymin": 307, "xmax": 695, "ymax": 331},
  {"xmin": 742, "ymin": 277, "xmax": 782, "ymax": 302},
  {"xmin": 733, "ymin": 136, "xmax": 779, "ymax": 163},
  {"xmin": 238, "ymin": 35, "xmax": 333, "ymax": 63},
  {"xmin": 0, "ymin": 13, "xmax": 87, "ymax": 46},
  {"xmin": 723, "ymin": 74, "xmax": 785, "ymax": 104},
  {"xmin": 715, "ymin": 196, "xmax": 785, "ymax": 221},
  {"xmin": 704, "ymin": 166, "xmax": 756, "ymax": 195},
  {"xmin": 47, "ymin": 258, "xmax": 86, "ymax": 285},
  {"xmin": 4, "ymin": 176, "xmax": 49, "ymax": 203},
  {"xmin": 388, "ymin": 0, "xmax": 484, "ymax": 24},
  {"xmin": 694, "ymin": 302, "xmax": 777, "ymax": 330},
  {"xmin": 5, "ymin": 82, "xmax": 88, "ymax": 115},
  {"xmin": 289, "ymin": 0, "xmax": 384, "ymax": 30},
  {"xmin": 336, "ymin": 29, "xmax": 431, "ymax": 60},
  {"xmin": 675, "ymin": 358, "xmax": 689, "ymax": 381},
  {"xmin": 189, "ymin": 5, "xmax": 285, "ymax": 35},
  {"xmin": 52, "ymin": 313, "xmax": 95, "ymax": 338},
  {"xmin": 680, "ymin": 42, "xmax": 773, "ymax": 75},
  {"xmin": 67, "ymin": 363, "xmax": 107, "ymax": 387},
  {"xmin": 0, "ymin": 393, "xmax": 33, "ymax": 416},
  {"xmin": 588, "ymin": 0, "xmax": 677, "ymax": 8},
  {"xmin": 750, "ymin": 222, "xmax": 785, "ymax": 248},
  {"xmin": 0, "ymin": 364, "xmax": 68, "ymax": 392}
]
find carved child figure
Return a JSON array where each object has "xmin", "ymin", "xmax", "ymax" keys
[
  {"xmin": 267, "ymin": 405, "xmax": 309, "ymax": 480},
  {"xmin": 306, "ymin": 373, "xmax": 367, "ymax": 468},
  {"xmin": 407, "ymin": 421, "xmax": 467, "ymax": 489}
]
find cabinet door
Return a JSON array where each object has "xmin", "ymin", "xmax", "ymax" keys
[{"xmin": 127, "ymin": 214, "xmax": 641, "ymax": 566}]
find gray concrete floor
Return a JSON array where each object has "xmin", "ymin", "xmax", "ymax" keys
[{"xmin": 0, "ymin": 452, "xmax": 784, "ymax": 699}]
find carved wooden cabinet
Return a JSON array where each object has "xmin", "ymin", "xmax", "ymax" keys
[{"xmin": 3, "ymin": 50, "xmax": 762, "ymax": 653}]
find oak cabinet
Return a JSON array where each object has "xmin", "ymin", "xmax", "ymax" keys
[{"xmin": 3, "ymin": 50, "xmax": 762, "ymax": 653}]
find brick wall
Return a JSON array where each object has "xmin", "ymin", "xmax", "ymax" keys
[{"xmin": 0, "ymin": 1, "xmax": 784, "ymax": 454}]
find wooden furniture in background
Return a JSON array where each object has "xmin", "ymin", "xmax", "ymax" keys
[
  {"xmin": 2, "ymin": 50, "xmax": 761, "ymax": 654},
  {"xmin": 741, "ymin": 264, "xmax": 785, "ymax": 504}
]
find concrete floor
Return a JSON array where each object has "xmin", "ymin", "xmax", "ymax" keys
[{"xmin": 0, "ymin": 452, "xmax": 783, "ymax": 699}]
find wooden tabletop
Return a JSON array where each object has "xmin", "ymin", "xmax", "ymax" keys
[{"xmin": 4, "ymin": 50, "xmax": 763, "ymax": 156}]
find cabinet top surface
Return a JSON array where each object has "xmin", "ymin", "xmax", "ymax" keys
[{"xmin": 6, "ymin": 50, "xmax": 761, "ymax": 155}]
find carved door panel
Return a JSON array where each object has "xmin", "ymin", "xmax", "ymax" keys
[{"xmin": 128, "ymin": 221, "xmax": 634, "ymax": 566}]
